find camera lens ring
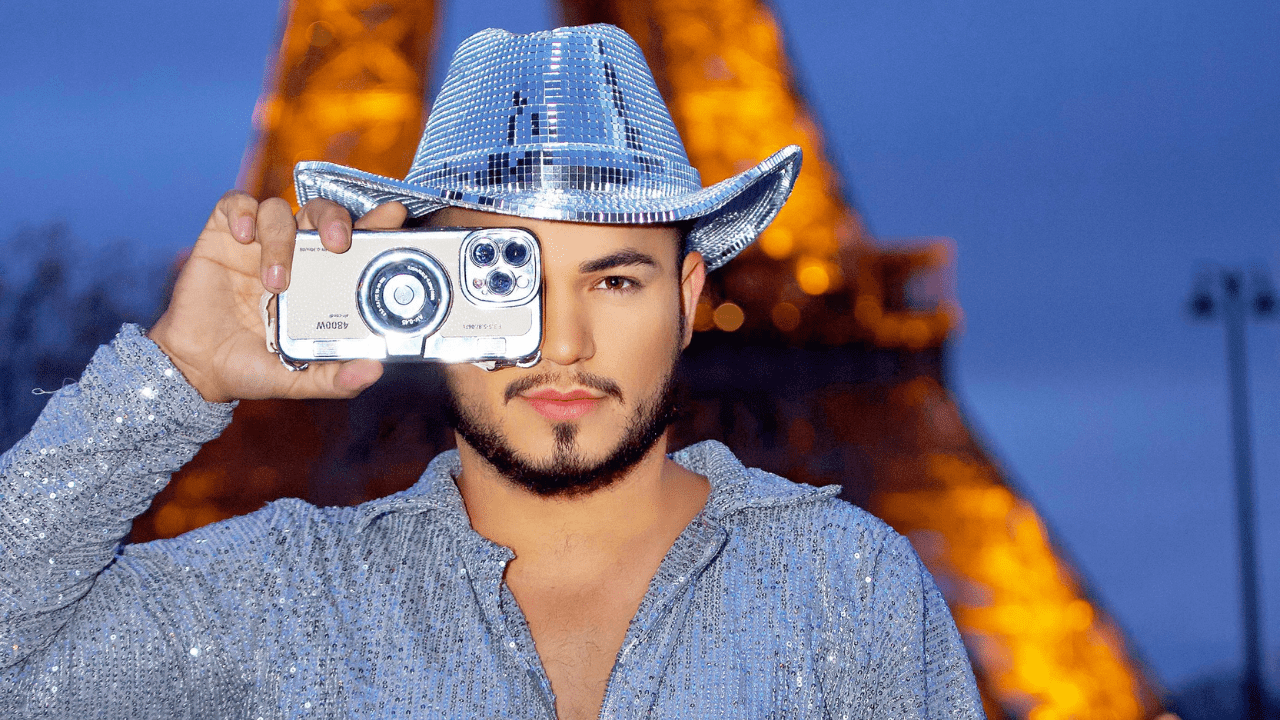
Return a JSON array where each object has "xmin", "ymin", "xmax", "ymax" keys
[
  {"xmin": 471, "ymin": 240, "xmax": 497, "ymax": 266},
  {"xmin": 502, "ymin": 239, "xmax": 529, "ymax": 267},
  {"xmin": 486, "ymin": 270, "xmax": 515, "ymax": 296},
  {"xmin": 357, "ymin": 249, "xmax": 451, "ymax": 337}
]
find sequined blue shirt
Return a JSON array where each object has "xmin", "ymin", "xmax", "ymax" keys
[{"xmin": 0, "ymin": 326, "xmax": 984, "ymax": 718}]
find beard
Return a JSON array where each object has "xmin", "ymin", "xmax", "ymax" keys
[{"xmin": 444, "ymin": 351, "xmax": 681, "ymax": 498}]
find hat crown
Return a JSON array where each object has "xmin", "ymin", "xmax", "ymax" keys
[
  {"xmin": 404, "ymin": 24, "xmax": 701, "ymax": 196},
  {"xmin": 293, "ymin": 24, "xmax": 802, "ymax": 271}
]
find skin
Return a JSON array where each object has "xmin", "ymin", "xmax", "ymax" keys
[{"xmin": 148, "ymin": 195, "xmax": 711, "ymax": 720}]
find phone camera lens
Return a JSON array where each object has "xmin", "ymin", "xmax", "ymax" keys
[
  {"xmin": 502, "ymin": 240, "xmax": 529, "ymax": 267},
  {"xmin": 487, "ymin": 270, "xmax": 514, "ymax": 296},
  {"xmin": 472, "ymin": 241, "xmax": 497, "ymax": 266}
]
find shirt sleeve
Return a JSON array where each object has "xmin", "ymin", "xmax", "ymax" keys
[{"xmin": 0, "ymin": 324, "xmax": 241, "ymax": 713}]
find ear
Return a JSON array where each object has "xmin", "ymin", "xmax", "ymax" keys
[{"xmin": 679, "ymin": 251, "xmax": 707, "ymax": 348}]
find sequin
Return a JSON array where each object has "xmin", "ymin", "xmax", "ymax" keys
[
  {"xmin": 293, "ymin": 25, "xmax": 803, "ymax": 273},
  {"xmin": 1, "ymin": 326, "xmax": 984, "ymax": 717}
]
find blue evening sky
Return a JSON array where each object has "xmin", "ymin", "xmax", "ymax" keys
[{"xmin": 2, "ymin": 0, "xmax": 1277, "ymax": 689}]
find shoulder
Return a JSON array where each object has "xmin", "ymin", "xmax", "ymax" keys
[
  {"xmin": 678, "ymin": 440, "xmax": 925, "ymax": 594},
  {"xmin": 124, "ymin": 449, "xmax": 466, "ymax": 570},
  {"xmin": 121, "ymin": 497, "xmax": 363, "ymax": 568},
  {"xmin": 722, "ymin": 477, "xmax": 922, "ymax": 591}
]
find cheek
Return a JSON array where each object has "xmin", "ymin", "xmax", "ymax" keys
[
  {"xmin": 592, "ymin": 295, "xmax": 682, "ymax": 372},
  {"xmin": 442, "ymin": 364, "xmax": 498, "ymax": 406}
]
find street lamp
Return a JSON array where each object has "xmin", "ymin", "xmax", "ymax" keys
[{"xmin": 1187, "ymin": 267, "xmax": 1276, "ymax": 720}]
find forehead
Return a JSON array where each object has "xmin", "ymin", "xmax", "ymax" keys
[{"xmin": 426, "ymin": 207, "xmax": 680, "ymax": 270}]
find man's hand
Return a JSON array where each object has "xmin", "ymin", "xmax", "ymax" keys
[{"xmin": 148, "ymin": 192, "xmax": 408, "ymax": 403}]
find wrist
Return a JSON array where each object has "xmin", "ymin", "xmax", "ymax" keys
[{"xmin": 146, "ymin": 315, "xmax": 231, "ymax": 403}]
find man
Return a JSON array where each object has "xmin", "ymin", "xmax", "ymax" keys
[{"xmin": 1, "ymin": 24, "xmax": 983, "ymax": 719}]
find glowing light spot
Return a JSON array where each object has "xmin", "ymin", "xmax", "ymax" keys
[
  {"xmin": 758, "ymin": 227, "xmax": 794, "ymax": 259},
  {"xmin": 712, "ymin": 302, "xmax": 745, "ymax": 331},
  {"xmin": 797, "ymin": 264, "xmax": 830, "ymax": 295},
  {"xmin": 771, "ymin": 302, "xmax": 801, "ymax": 332}
]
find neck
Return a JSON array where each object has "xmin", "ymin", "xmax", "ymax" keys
[{"xmin": 454, "ymin": 434, "xmax": 710, "ymax": 566}]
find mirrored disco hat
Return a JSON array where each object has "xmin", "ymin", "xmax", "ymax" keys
[{"xmin": 294, "ymin": 23, "xmax": 802, "ymax": 271}]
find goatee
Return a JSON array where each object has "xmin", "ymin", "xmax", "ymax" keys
[{"xmin": 444, "ymin": 360, "xmax": 680, "ymax": 498}]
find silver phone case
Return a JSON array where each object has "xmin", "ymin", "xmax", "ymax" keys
[{"xmin": 277, "ymin": 228, "xmax": 542, "ymax": 364}]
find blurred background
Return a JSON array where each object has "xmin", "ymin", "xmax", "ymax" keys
[{"xmin": 1, "ymin": 0, "xmax": 1277, "ymax": 717}]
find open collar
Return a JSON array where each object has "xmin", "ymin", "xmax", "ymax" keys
[{"xmin": 352, "ymin": 439, "xmax": 837, "ymax": 533}]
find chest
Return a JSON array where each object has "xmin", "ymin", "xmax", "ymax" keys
[
  {"xmin": 508, "ymin": 568, "xmax": 654, "ymax": 720},
  {"xmin": 252, "ymin": 533, "xmax": 834, "ymax": 719}
]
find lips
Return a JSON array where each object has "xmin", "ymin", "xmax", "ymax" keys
[{"xmin": 520, "ymin": 388, "xmax": 605, "ymax": 421}]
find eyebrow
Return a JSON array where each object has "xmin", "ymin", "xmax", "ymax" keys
[{"xmin": 577, "ymin": 249, "xmax": 660, "ymax": 274}]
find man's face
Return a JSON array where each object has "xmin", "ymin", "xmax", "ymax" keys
[{"xmin": 432, "ymin": 208, "xmax": 705, "ymax": 496}]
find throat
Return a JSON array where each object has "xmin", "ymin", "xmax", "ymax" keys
[
  {"xmin": 505, "ymin": 511, "xmax": 683, "ymax": 720},
  {"xmin": 473, "ymin": 459, "xmax": 710, "ymax": 719}
]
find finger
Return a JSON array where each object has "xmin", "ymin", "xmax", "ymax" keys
[
  {"xmin": 297, "ymin": 198, "xmax": 353, "ymax": 253},
  {"xmin": 355, "ymin": 201, "xmax": 408, "ymax": 231},
  {"xmin": 331, "ymin": 359, "xmax": 384, "ymax": 397},
  {"xmin": 215, "ymin": 189, "xmax": 259, "ymax": 244},
  {"xmin": 256, "ymin": 198, "xmax": 298, "ymax": 293},
  {"xmin": 287, "ymin": 359, "xmax": 383, "ymax": 400}
]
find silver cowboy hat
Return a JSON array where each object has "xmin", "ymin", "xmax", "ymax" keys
[{"xmin": 294, "ymin": 24, "xmax": 802, "ymax": 271}]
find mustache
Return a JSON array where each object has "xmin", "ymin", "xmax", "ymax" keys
[{"xmin": 503, "ymin": 371, "xmax": 625, "ymax": 404}]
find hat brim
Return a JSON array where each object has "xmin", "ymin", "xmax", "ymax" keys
[{"xmin": 294, "ymin": 145, "xmax": 801, "ymax": 272}]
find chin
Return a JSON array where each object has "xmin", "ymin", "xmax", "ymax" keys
[
  {"xmin": 516, "ymin": 417, "xmax": 631, "ymax": 466},
  {"xmin": 448, "ymin": 390, "xmax": 677, "ymax": 498}
]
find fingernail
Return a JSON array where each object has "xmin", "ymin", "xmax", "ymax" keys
[
  {"xmin": 326, "ymin": 220, "xmax": 348, "ymax": 245},
  {"xmin": 233, "ymin": 217, "xmax": 253, "ymax": 241},
  {"xmin": 265, "ymin": 264, "xmax": 287, "ymax": 292}
]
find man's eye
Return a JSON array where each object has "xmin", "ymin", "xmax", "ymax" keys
[{"xmin": 595, "ymin": 276, "xmax": 639, "ymax": 292}]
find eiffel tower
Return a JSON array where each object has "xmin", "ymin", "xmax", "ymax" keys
[{"xmin": 131, "ymin": 1, "xmax": 1170, "ymax": 716}]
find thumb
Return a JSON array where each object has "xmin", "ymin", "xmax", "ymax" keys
[{"xmin": 331, "ymin": 359, "xmax": 384, "ymax": 397}]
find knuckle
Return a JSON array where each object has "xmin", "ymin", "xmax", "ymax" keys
[
  {"xmin": 299, "ymin": 198, "xmax": 327, "ymax": 216},
  {"xmin": 260, "ymin": 197, "xmax": 293, "ymax": 216},
  {"xmin": 259, "ymin": 217, "xmax": 296, "ymax": 246},
  {"xmin": 356, "ymin": 201, "xmax": 407, "ymax": 229},
  {"xmin": 216, "ymin": 189, "xmax": 256, "ymax": 217},
  {"xmin": 219, "ymin": 188, "xmax": 251, "ymax": 204},
  {"xmin": 309, "ymin": 198, "xmax": 343, "ymax": 217},
  {"xmin": 300, "ymin": 199, "xmax": 350, "ymax": 232},
  {"xmin": 322, "ymin": 205, "xmax": 352, "ymax": 227}
]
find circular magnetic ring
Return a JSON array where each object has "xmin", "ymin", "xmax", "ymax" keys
[{"xmin": 357, "ymin": 249, "xmax": 450, "ymax": 336}]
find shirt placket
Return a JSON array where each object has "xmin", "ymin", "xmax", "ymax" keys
[
  {"xmin": 596, "ymin": 514, "xmax": 729, "ymax": 719},
  {"xmin": 457, "ymin": 531, "xmax": 558, "ymax": 718}
]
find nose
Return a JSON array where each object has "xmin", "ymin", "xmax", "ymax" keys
[{"xmin": 538, "ymin": 287, "xmax": 595, "ymax": 367}]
